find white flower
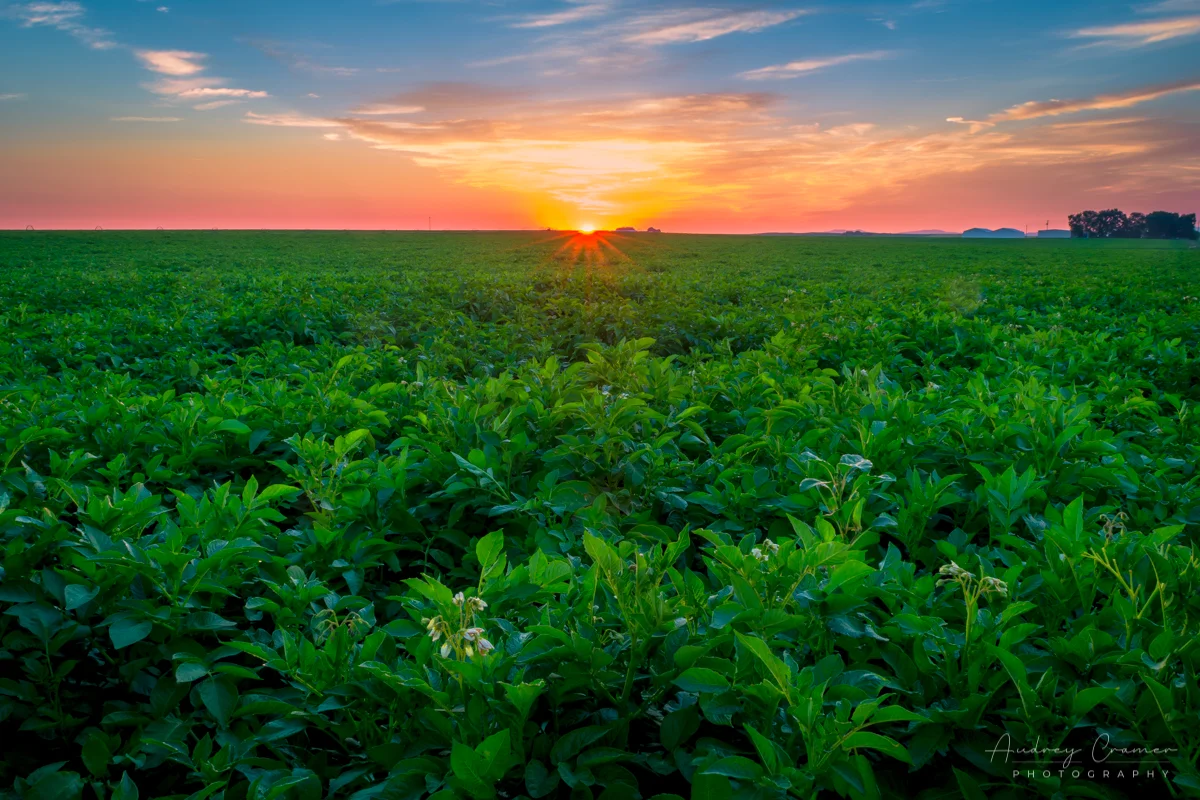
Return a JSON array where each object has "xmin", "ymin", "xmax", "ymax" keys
[
  {"xmin": 981, "ymin": 576, "xmax": 1008, "ymax": 596},
  {"xmin": 452, "ymin": 592, "xmax": 465, "ymax": 607},
  {"xmin": 467, "ymin": 596, "xmax": 488, "ymax": 612},
  {"xmin": 751, "ymin": 548, "xmax": 768, "ymax": 563},
  {"xmin": 477, "ymin": 638, "xmax": 494, "ymax": 655},
  {"xmin": 439, "ymin": 643, "xmax": 452, "ymax": 658}
]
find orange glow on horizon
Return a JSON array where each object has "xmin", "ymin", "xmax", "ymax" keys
[{"xmin": 551, "ymin": 230, "xmax": 629, "ymax": 266}]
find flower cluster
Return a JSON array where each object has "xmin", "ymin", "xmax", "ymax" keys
[
  {"xmin": 750, "ymin": 539, "xmax": 780, "ymax": 564},
  {"xmin": 422, "ymin": 592, "xmax": 493, "ymax": 660},
  {"xmin": 937, "ymin": 561, "xmax": 1008, "ymax": 597}
]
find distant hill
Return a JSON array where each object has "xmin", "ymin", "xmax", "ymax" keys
[{"xmin": 962, "ymin": 227, "xmax": 1026, "ymax": 239}]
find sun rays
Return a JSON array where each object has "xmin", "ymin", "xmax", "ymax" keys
[{"xmin": 551, "ymin": 230, "xmax": 632, "ymax": 267}]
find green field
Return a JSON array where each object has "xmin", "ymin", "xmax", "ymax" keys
[{"xmin": 2, "ymin": 232, "xmax": 1199, "ymax": 799}]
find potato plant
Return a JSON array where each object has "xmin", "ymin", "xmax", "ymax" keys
[{"xmin": 0, "ymin": 231, "xmax": 1198, "ymax": 799}]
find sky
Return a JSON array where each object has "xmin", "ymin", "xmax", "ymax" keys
[{"xmin": 1, "ymin": 0, "xmax": 1198, "ymax": 233}]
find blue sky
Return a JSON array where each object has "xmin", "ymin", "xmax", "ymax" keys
[{"xmin": 2, "ymin": 0, "xmax": 1198, "ymax": 231}]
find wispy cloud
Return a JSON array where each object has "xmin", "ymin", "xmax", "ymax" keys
[
  {"xmin": 624, "ymin": 8, "xmax": 807, "ymax": 44},
  {"xmin": 111, "ymin": 116, "xmax": 181, "ymax": 122},
  {"xmin": 0, "ymin": 92, "xmax": 26, "ymax": 100},
  {"xmin": 351, "ymin": 103, "xmax": 426, "ymax": 115},
  {"xmin": 946, "ymin": 116, "xmax": 993, "ymax": 133},
  {"xmin": 989, "ymin": 78, "xmax": 1200, "ymax": 122},
  {"xmin": 146, "ymin": 77, "xmax": 268, "ymax": 99},
  {"xmin": 244, "ymin": 111, "xmax": 341, "ymax": 127},
  {"xmin": 7, "ymin": 1, "xmax": 117, "ymax": 49},
  {"xmin": 1071, "ymin": 15, "xmax": 1200, "ymax": 46},
  {"xmin": 249, "ymin": 40, "xmax": 359, "ymax": 76},
  {"xmin": 193, "ymin": 99, "xmax": 244, "ymax": 110},
  {"xmin": 1136, "ymin": 0, "xmax": 1200, "ymax": 13},
  {"xmin": 512, "ymin": 2, "xmax": 609, "ymax": 28},
  {"xmin": 740, "ymin": 50, "xmax": 891, "ymax": 80},
  {"xmin": 134, "ymin": 51, "xmax": 269, "ymax": 104},
  {"xmin": 135, "ymin": 49, "xmax": 206, "ymax": 76}
]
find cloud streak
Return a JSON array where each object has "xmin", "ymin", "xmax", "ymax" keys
[
  {"xmin": 1071, "ymin": 14, "xmax": 1200, "ymax": 46},
  {"xmin": 512, "ymin": 2, "xmax": 609, "ymax": 28},
  {"xmin": 135, "ymin": 49, "xmax": 206, "ymax": 76},
  {"xmin": 740, "ymin": 50, "xmax": 891, "ymax": 80},
  {"xmin": 7, "ymin": 1, "xmax": 117, "ymax": 49},
  {"xmin": 989, "ymin": 78, "xmax": 1200, "ymax": 121},
  {"xmin": 624, "ymin": 8, "xmax": 807, "ymax": 44}
]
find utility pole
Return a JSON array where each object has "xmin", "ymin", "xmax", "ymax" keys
[{"xmin": 428, "ymin": 216, "xmax": 431, "ymax": 232}]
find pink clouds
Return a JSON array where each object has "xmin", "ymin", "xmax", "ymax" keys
[{"xmin": 134, "ymin": 49, "xmax": 206, "ymax": 76}]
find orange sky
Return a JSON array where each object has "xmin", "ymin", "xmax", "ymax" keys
[{"xmin": 1, "ymin": 1, "xmax": 1198, "ymax": 232}]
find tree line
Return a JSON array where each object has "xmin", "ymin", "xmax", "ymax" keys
[{"xmin": 1068, "ymin": 209, "xmax": 1198, "ymax": 239}]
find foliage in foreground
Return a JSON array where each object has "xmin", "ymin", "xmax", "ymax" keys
[{"xmin": 1, "ymin": 232, "xmax": 1199, "ymax": 799}]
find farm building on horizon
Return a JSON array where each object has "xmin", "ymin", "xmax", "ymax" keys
[
  {"xmin": 962, "ymin": 227, "xmax": 1026, "ymax": 238},
  {"xmin": 1037, "ymin": 229, "xmax": 1071, "ymax": 238}
]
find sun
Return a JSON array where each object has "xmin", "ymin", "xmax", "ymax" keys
[{"xmin": 578, "ymin": 223, "xmax": 596, "ymax": 234}]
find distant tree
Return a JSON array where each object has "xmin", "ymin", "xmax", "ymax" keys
[
  {"xmin": 1068, "ymin": 208, "xmax": 1197, "ymax": 239},
  {"xmin": 1095, "ymin": 209, "xmax": 1128, "ymax": 238},
  {"xmin": 1122, "ymin": 212, "xmax": 1147, "ymax": 239},
  {"xmin": 1069, "ymin": 209, "xmax": 1126, "ymax": 238},
  {"xmin": 1145, "ymin": 210, "xmax": 1199, "ymax": 240},
  {"xmin": 1068, "ymin": 211, "xmax": 1092, "ymax": 238}
]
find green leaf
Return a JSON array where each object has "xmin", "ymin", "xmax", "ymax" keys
[
  {"xmin": 476, "ymin": 530, "xmax": 504, "ymax": 574},
  {"xmin": 690, "ymin": 773, "xmax": 733, "ymax": 800},
  {"xmin": 475, "ymin": 729, "xmax": 512, "ymax": 781},
  {"xmin": 109, "ymin": 618, "xmax": 153, "ymax": 650},
  {"xmin": 502, "ymin": 681, "xmax": 544, "ymax": 719},
  {"xmin": 525, "ymin": 760, "xmax": 559, "ymax": 798},
  {"xmin": 1071, "ymin": 686, "xmax": 1116, "ymax": 717},
  {"xmin": 198, "ymin": 678, "xmax": 238, "ymax": 728},
  {"xmin": 583, "ymin": 531, "xmax": 622, "ymax": 576},
  {"xmin": 64, "ymin": 584, "xmax": 98, "ymax": 611},
  {"xmin": 175, "ymin": 662, "xmax": 209, "ymax": 683},
  {"xmin": 953, "ymin": 768, "xmax": 987, "ymax": 800},
  {"xmin": 451, "ymin": 741, "xmax": 492, "ymax": 797},
  {"xmin": 867, "ymin": 705, "xmax": 927, "ymax": 725},
  {"xmin": 29, "ymin": 769, "xmax": 84, "ymax": 800},
  {"xmin": 743, "ymin": 725, "xmax": 779, "ymax": 775},
  {"xmin": 111, "ymin": 772, "xmax": 139, "ymax": 800},
  {"xmin": 80, "ymin": 731, "xmax": 111, "ymax": 777},
  {"xmin": 825, "ymin": 560, "xmax": 874, "ymax": 595},
  {"xmin": 550, "ymin": 725, "xmax": 610, "ymax": 764},
  {"xmin": 1143, "ymin": 676, "xmax": 1174, "ymax": 721},
  {"xmin": 702, "ymin": 756, "xmax": 763, "ymax": 781},
  {"xmin": 257, "ymin": 484, "xmax": 301, "ymax": 504},
  {"xmin": 216, "ymin": 419, "xmax": 251, "ymax": 435},
  {"xmin": 734, "ymin": 632, "xmax": 791, "ymax": 699},
  {"xmin": 841, "ymin": 732, "xmax": 911, "ymax": 764},
  {"xmin": 673, "ymin": 667, "xmax": 730, "ymax": 694},
  {"xmin": 661, "ymin": 707, "xmax": 700, "ymax": 751}
]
